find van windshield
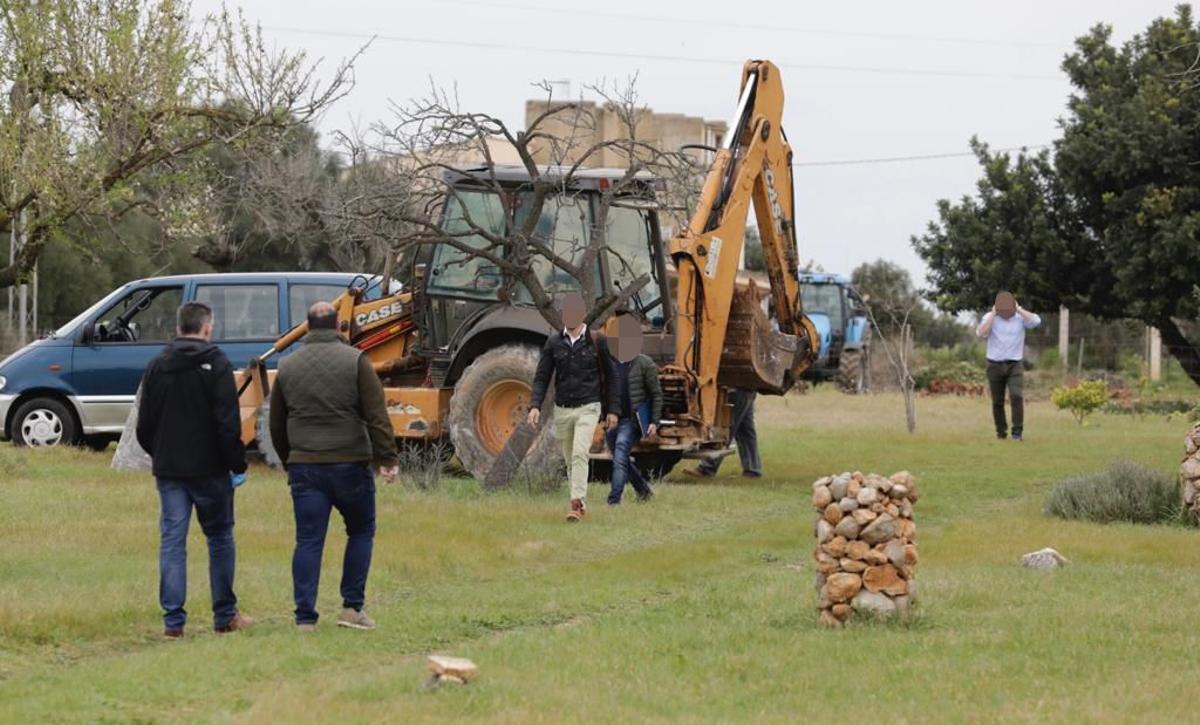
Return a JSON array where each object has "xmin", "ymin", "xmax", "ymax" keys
[{"xmin": 52, "ymin": 284, "xmax": 131, "ymax": 339}]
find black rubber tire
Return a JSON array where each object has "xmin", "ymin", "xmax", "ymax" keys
[
  {"xmin": 12, "ymin": 397, "xmax": 80, "ymax": 448},
  {"xmin": 589, "ymin": 450, "xmax": 681, "ymax": 482},
  {"xmin": 637, "ymin": 450, "xmax": 683, "ymax": 480},
  {"xmin": 448, "ymin": 344, "xmax": 563, "ymax": 482},
  {"xmin": 838, "ymin": 346, "xmax": 869, "ymax": 394}
]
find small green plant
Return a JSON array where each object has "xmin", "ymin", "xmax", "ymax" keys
[
  {"xmin": 1050, "ymin": 379, "xmax": 1109, "ymax": 425},
  {"xmin": 1045, "ymin": 460, "xmax": 1181, "ymax": 524}
]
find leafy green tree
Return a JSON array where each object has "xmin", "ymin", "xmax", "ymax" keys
[
  {"xmin": 851, "ymin": 259, "xmax": 969, "ymax": 347},
  {"xmin": 190, "ymin": 123, "xmax": 346, "ymax": 272},
  {"xmin": 914, "ymin": 7, "xmax": 1200, "ymax": 384},
  {"xmin": 0, "ymin": 0, "xmax": 355, "ymax": 289}
]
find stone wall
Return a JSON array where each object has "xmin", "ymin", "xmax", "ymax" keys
[
  {"xmin": 812, "ymin": 471, "xmax": 919, "ymax": 626},
  {"xmin": 1182, "ymin": 424, "xmax": 1200, "ymax": 525}
]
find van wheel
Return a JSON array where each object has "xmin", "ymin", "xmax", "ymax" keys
[
  {"xmin": 13, "ymin": 397, "xmax": 79, "ymax": 447},
  {"xmin": 448, "ymin": 344, "xmax": 563, "ymax": 483}
]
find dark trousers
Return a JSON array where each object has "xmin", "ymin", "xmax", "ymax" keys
[
  {"xmin": 605, "ymin": 418, "xmax": 652, "ymax": 504},
  {"xmin": 288, "ymin": 462, "xmax": 376, "ymax": 625},
  {"xmin": 987, "ymin": 360, "xmax": 1025, "ymax": 437},
  {"xmin": 156, "ymin": 476, "xmax": 237, "ymax": 630},
  {"xmin": 698, "ymin": 389, "xmax": 761, "ymax": 476}
]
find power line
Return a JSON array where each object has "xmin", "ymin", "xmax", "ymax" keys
[
  {"xmin": 262, "ymin": 25, "xmax": 1062, "ymax": 82},
  {"xmin": 437, "ymin": 0, "xmax": 1066, "ymax": 51},
  {"xmin": 793, "ymin": 144, "xmax": 1050, "ymax": 167}
]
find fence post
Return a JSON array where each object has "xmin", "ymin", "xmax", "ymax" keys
[
  {"xmin": 1148, "ymin": 326, "xmax": 1162, "ymax": 382},
  {"xmin": 1058, "ymin": 306, "xmax": 1069, "ymax": 372}
]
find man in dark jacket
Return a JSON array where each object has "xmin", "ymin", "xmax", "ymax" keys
[
  {"xmin": 605, "ymin": 313, "xmax": 662, "ymax": 505},
  {"xmin": 269, "ymin": 302, "xmax": 399, "ymax": 632},
  {"xmin": 137, "ymin": 301, "xmax": 252, "ymax": 639},
  {"xmin": 527, "ymin": 292, "xmax": 619, "ymax": 522}
]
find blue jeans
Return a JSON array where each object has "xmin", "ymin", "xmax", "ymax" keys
[
  {"xmin": 289, "ymin": 463, "xmax": 376, "ymax": 625},
  {"xmin": 605, "ymin": 418, "xmax": 652, "ymax": 504},
  {"xmin": 698, "ymin": 389, "xmax": 761, "ymax": 476},
  {"xmin": 156, "ymin": 476, "xmax": 237, "ymax": 630}
]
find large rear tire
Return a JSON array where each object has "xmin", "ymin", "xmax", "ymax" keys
[
  {"xmin": 838, "ymin": 346, "xmax": 869, "ymax": 394},
  {"xmin": 448, "ymin": 344, "xmax": 563, "ymax": 482}
]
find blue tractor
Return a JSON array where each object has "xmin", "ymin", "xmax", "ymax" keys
[{"xmin": 799, "ymin": 273, "xmax": 871, "ymax": 393}]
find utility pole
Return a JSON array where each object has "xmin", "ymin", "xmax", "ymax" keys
[{"xmin": 1058, "ymin": 305, "xmax": 1069, "ymax": 372}]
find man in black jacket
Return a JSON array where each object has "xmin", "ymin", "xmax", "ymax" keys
[
  {"xmin": 137, "ymin": 301, "xmax": 252, "ymax": 639},
  {"xmin": 527, "ymin": 293, "xmax": 618, "ymax": 522}
]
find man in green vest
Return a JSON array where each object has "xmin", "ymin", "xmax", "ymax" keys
[{"xmin": 269, "ymin": 302, "xmax": 399, "ymax": 632}]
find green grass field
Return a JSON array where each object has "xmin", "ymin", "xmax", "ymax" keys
[{"xmin": 0, "ymin": 390, "xmax": 1196, "ymax": 723}]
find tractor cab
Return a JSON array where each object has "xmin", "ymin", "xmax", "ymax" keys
[
  {"xmin": 409, "ymin": 165, "xmax": 676, "ymax": 380},
  {"xmin": 799, "ymin": 273, "xmax": 871, "ymax": 392}
]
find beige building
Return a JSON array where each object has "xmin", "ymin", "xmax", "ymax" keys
[
  {"xmin": 382, "ymin": 101, "xmax": 725, "ymax": 175},
  {"xmin": 523, "ymin": 100, "xmax": 726, "ymax": 169}
]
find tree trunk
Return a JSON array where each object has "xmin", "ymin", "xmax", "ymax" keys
[{"xmin": 1157, "ymin": 318, "xmax": 1200, "ymax": 387}]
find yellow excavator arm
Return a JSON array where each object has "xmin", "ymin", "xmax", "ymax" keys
[{"xmin": 668, "ymin": 60, "xmax": 819, "ymax": 428}]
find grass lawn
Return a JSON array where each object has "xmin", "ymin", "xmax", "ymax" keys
[{"xmin": 0, "ymin": 389, "xmax": 1196, "ymax": 723}]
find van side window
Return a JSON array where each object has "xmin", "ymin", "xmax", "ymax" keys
[
  {"xmin": 195, "ymin": 285, "xmax": 280, "ymax": 341},
  {"xmin": 93, "ymin": 286, "xmax": 183, "ymax": 344},
  {"xmin": 288, "ymin": 284, "xmax": 347, "ymax": 328}
]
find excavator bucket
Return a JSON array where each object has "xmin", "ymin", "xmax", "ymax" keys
[{"xmin": 718, "ymin": 282, "xmax": 800, "ymax": 393}]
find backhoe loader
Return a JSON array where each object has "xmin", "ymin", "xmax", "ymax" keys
[{"xmin": 228, "ymin": 59, "xmax": 818, "ymax": 482}]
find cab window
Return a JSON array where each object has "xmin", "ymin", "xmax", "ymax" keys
[
  {"xmin": 91, "ymin": 286, "xmax": 183, "ymax": 344},
  {"xmin": 195, "ymin": 284, "xmax": 280, "ymax": 341},
  {"xmin": 288, "ymin": 283, "xmax": 347, "ymax": 328},
  {"xmin": 801, "ymin": 283, "xmax": 845, "ymax": 334},
  {"xmin": 515, "ymin": 192, "xmax": 602, "ymax": 303},
  {"xmin": 604, "ymin": 205, "xmax": 661, "ymax": 323},
  {"xmin": 430, "ymin": 190, "xmax": 506, "ymax": 297}
]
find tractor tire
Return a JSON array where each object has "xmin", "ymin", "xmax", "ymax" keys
[
  {"xmin": 448, "ymin": 344, "xmax": 564, "ymax": 483},
  {"xmin": 838, "ymin": 346, "xmax": 869, "ymax": 394}
]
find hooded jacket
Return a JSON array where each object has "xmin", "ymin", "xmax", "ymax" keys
[{"xmin": 136, "ymin": 337, "xmax": 247, "ymax": 480}]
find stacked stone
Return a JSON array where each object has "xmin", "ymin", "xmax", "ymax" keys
[
  {"xmin": 812, "ymin": 470, "xmax": 919, "ymax": 626},
  {"xmin": 1182, "ymin": 424, "xmax": 1200, "ymax": 525}
]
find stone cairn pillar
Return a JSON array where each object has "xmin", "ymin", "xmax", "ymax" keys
[
  {"xmin": 812, "ymin": 471, "xmax": 919, "ymax": 626},
  {"xmin": 1182, "ymin": 424, "xmax": 1200, "ymax": 525}
]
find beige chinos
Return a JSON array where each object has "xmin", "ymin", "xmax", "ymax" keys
[{"xmin": 553, "ymin": 402, "xmax": 601, "ymax": 501}]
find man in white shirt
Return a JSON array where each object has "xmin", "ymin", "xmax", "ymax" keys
[{"xmin": 976, "ymin": 291, "xmax": 1041, "ymax": 441}]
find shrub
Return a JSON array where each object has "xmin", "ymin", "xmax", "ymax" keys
[
  {"xmin": 1045, "ymin": 460, "xmax": 1181, "ymax": 524},
  {"xmin": 913, "ymin": 349, "xmax": 986, "ymax": 390},
  {"xmin": 1050, "ymin": 380, "xmax": 1109, "ymax": 425}
]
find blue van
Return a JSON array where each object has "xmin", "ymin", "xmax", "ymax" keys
[{"xmin": 0, "ymin": 272, "xmax": 391, "ymax": 448}]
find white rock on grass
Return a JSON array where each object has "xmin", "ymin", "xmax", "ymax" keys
[{"xmin": 1022, "ymin": 547, "xmax": 1070, "ymax": 570}]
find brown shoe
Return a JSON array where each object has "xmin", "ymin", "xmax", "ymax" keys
[
  {"xmin": 215, "ymin": 612, "xmax": 255, "ymax": 634},
  {"xmin": 682, "ymin": 468, "xmax": 714, "ymax": 479},
  {"xmin": 163, "ymin": 627, "xmax": 184, "ymax": 640},
  {"xmin": 336, "ymin": 608, "xmax": 376, "ymax": 631},
  {"xmin": 296, "ymin": 623, "xmax": 317, "ymax": 633},
  {"xmin": 566, "ymin": 498, "xmax": 586, "ymax": 522}
]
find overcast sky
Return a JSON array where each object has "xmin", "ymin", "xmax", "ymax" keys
[{"xmin": 194, "ymin": 0, "xmax": 1181, "ymax": 286}]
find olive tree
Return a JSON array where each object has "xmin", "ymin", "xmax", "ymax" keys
[{"xmin": 0, "ymin": 0, "xmax": 357, "ymax": 288}]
